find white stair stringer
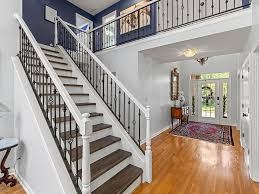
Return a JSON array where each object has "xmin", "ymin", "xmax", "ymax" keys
[{"xmin": 58, "ymin": 46, "xmax": 146, "ymax": 179}]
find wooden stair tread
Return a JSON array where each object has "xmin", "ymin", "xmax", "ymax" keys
[
  {"xmin": 60, "ymin": 123, "xmax": 112, "ymax": 140},
  {"xmin": 56, "ymin": 112, "xmax": 103, "ymax": 123},
  {"xmin": 79, "ymin": 149, "xmax": 131, "ymax": 181},
  {"xmin": 70, "ymin": 135, "xmax": 121, "ymax": 161},
  {"xmin": 50, "ymin": 102, "xmax": 95, "ymax": 109},
  {"xmin": 35, "ymin": 83, "xmax": 82, "ymax": 87},
  {"xmin": 42, "ymin": 48, "xmax": 60, "ymax": 54},
  {"xmin": 45, "ymin": 53, "xmax": 63, "ymax": 59},
  {"xmin": 28, "ymin": 65, "xmax": 71, "ymax": 72},
  {"xmin": 49, "ymin": 60, "xmax": 68, "ymax": 65},
  {"xmin": 92, "ymin": 164, "xmax": 143, "ymax": 194},
  {"xmin": 42, "ymin": 93, "xmax": 89, "ymax": 96},
  {"xmin": 58, "ymin": 75, "xmax": 77, "ymax": 79}
]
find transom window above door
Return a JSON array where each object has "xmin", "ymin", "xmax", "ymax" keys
[{"xmin": 191, "ymin": 72, "xmax": 230, "ymax": 80}]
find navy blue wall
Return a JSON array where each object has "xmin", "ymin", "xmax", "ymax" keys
[
  {"xmin": 23, "ymin": 0, "xmax": 93, "ymax": 45},
  {"xmin": 93, "ymin": 0, "xmax": 143, "ymax": 28}
]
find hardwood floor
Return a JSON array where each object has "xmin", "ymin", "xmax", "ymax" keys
[
  {"xmin": 1, "ymin": 128, "xmax": 259, "ymax": 194},
  {"xmin": 0, "ymin": 182, "xmax": 26, "ymax": 194},
  {"xmin": 134, "ymin": 127, "xmax": 259, "ymax": 194}
]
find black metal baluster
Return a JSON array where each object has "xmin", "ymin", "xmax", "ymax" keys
[
  {"xmin": 63, "ymin": 104, "xmax": 67, "ymax": 159},
  {"xmin": 181, "ymin": 0, "xmax": 184, "ymax": 24},
  {"xmin": 114, "ymin": 83, "xmax": 117, "ymax": 116},
  {"xmin": 102, "ymin": 71, "xmax": 105, "ymax": 99},
  {"xmin": 124, "ymin": 92, "xmax": 126, "ymax": 127},
  {"xmin": 58, "ymin": 94, "xmax": 62, "ymax": 145},
  {"xmin": 119, "ymin": 89, "xmax": 121, "ymax": 122},
  {"xmin": 110, "ymin": 78, "xmax": 113, "ymax": 108},
  {"xmin": 75, "ymin": 124, "xmax": 79, "ymax": 186},
  {"xmin": 128, "ymin": 98, "xmax": 131, "ymax": 134},
  {"xmin": 138, "ymin": 109, "xmax": 141, "ymax": 145},
  {"xmin": 177, "ymin": 0, "xmax": 179, "ymax": 25},
  {"xmin": 54, "ymin": 88, "xmax": 57, "ymax": 137},
  {"xmin": 133, "ymin": 105, "xmax": 136, "ymax": 141},
  {"xmin": 69, "ymin": 112, "xmax": 72, "ymax": 168},
  {"xmin": 199, "ymin": 0, "xmax": 201, "ymax": 19},
  {"xmin": 187, "ymin": 0, "xmax": 189, "ymax": 22},
  {"xmin": 212, "ymin": 0, "xmax": 214, "ymax": 15}
]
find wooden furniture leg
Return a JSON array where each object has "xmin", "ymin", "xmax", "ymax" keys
[{"xmin": 0, "ymin": 148, "xmax": 17, "ymax": 187}]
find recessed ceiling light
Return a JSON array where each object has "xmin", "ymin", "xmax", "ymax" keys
[{"xmin": 183, "ymin": 48, "xmax": 199, "ymax": 58}]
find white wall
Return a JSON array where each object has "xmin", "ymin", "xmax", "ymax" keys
[
  {"xmin": 179, "ymin": 53, "xmax": 239, "ymax": 125},
  {"xmin": 13, "ymin": 57, "xmax": 76, "ymax": 194},
  {"xmin": 96, "ymin": 11, "xmax": 250, "ymax": 136},
  {"xmin": 0, "ymin": 0, "xmax": 21, "ymax": 168}
]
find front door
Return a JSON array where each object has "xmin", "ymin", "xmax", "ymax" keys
[{"xmin": 198, "ymin": 80, "xmax": 220, "ymax": 124}]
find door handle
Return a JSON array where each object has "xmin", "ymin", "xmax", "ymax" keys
[{"xmin": 243, "ymin": 113, "xmax": 248, "ymax": 117}]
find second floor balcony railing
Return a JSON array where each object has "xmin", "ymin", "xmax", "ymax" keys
[{"xmin": 85, "ymin": 0, "xmax": 250, "ymax": 52}]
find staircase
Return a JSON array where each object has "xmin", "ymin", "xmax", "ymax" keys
[{"xmin": 39, "ymin": 44, "xmax": 143, "ymax": 193}]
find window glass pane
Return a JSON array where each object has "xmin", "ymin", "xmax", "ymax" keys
[
  {"xmin": 191, "ymin": 72, "xmax": 230, "ymax": 80},
  {"xmin": 223, "ymin": 82, "xmax": 228, "ymax": 118}
]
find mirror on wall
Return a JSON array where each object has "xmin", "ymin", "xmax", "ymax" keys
[{"xmin": 171, "ymin": 68, "xmax": 179, "ymax": 101}]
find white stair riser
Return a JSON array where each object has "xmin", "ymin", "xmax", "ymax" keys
[
  {"xmin": 49, "ymin": 104, "xmax": 96, "ymax": 117},
  {"xmin": 46, "ymin": 56, "xmax": 67, "ymax": 63},
  {"xmin": 123, "ymin": 176, "xmax": 142, "ymax": 194},
  {"xmin": 43, "ymin": 50, "xmax": 60, "ymax": 57},
  {"xmin": 90, "ymin": 128, "xmax": 112, "ymax": 143},
  {"xmin": 55, "ymin": 70, "xmax": 72, "ymax": 77},
  {"xmin": 60, "ymin": 127, "xmax": 112, "ymax": 151},
  {"xmin": 91, "ymin": 157, "xmax": 131, "ymax": 192},
  {"xmin": 59, "ymin": 77, "xmax": 78, "ymax": 85},
  {"xmin": 53, "ymin": 116, "xmax": 104, "ymax": 133},
  {"xmin": 65, "ymin": 85, "xmax": 83, "ymax": 93},
  {"xmin": 50, "ymin": 62, "xmax": 69, "ymax": 70},
  {"xmin": 71, "ymin": 95, "xmax": 90, "ymax": 103},
  {"xmin": 36, "ymin": 85, "xmax": 81, "ymax": 94},
  {"xmin": 40, "ymin": 44, "xmax": 57, "ymax": 51},
  {"xmin": 90, "ymin": 141, "xmax": 121, "ymax": 164},
  {"xmin": 71, "ymin": 141, "xmax": 121, "ymax": 173},
  {"xmin": 42, "ymin": 94, "xmax": 89, "ymax": 105}
]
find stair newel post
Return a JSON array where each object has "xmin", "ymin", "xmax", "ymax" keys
[
  {"xmin": 54, "ymin": 17, "xmax": 58, "ymax": 46},
  {"xmin": 145, "ymin": 105, "xmax": 152, "ymax": 183},
  {"xmin": 80, "ymin": 113, "xmax": 93, "ymax": 194}
]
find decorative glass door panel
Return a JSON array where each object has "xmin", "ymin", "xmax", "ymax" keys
[
  {"xmin": 201, "ymin": 83, "xmax": 216, "ymax": 118},
  {"xmin": 198, "ymin": 80, "xmax": 220, "ymax": 124}
]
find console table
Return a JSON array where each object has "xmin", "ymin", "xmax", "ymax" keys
[
  {"xmin": 171, "ymin": 106, "xmax": 189, "ymax": 128},
  {"xmin": 0, "ymin": 138, "xmax": 19, "ymax": 187}
]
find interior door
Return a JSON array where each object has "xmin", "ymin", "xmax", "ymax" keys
[
  {"xmin": 198, "ymin": 80, "xmax": 220, "ymax": 124},
  {"xmin": 240, "ymin": 64, "xmax": 250, "ymax": 150}
]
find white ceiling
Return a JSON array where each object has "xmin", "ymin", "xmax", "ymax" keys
[
  {"xmin": 67, "ymin": 0, "xmax": 120, "ymax": 15},
  {"xmin": 142, "ymin": 27, "xmax": 251, "ymax": 63}
]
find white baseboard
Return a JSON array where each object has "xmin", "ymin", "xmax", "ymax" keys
[
  {"xmin": 141, "ymin": 125, "xmax": 171, "ymax": 145},
  {"xmin": 9, "ymin": 169, "xmax": 34, "ymax": 194}
]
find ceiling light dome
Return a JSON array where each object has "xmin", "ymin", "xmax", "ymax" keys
[{"xmin": 183, "ymin": 48, "xmax": 199, "ymax": 58}]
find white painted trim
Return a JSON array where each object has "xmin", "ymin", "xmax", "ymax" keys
[
  {"xmin": 58, "ymin": 45, "xmax": 146, "ymax": 173},
  {"xmin": 12, "ymin": 56, "xmax": 77, "ymax": 194},
  {"xmin": 57, "ymin": 16, "xmax": 148, "ymax": 116},
  {"xmin": 13, "ymin": 170, "xmax": 34, "ymax": 194},
  {"xmin": 95, "ymin": 8, "xmax": 252, "ymax": 55},
  {"xmin": 14, "ymin": 14, "xmax": 84, "ymax": 130},
  {"xmin": 140, "ymin": 125, "xmax": 170, "ymax": 145}
]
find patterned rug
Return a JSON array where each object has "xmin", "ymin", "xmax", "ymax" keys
[{"xmin": 170, "ymin": 122, "xmax": 234, "ymax": 145}]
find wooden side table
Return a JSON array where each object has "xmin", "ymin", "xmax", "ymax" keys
[
  {"xmin": 0, "ymin": 138, "xmax": 19, "ymax": 187},
  {"xmin": 171, "ymin": 106, "xmax": 189, "ymax": 128}
]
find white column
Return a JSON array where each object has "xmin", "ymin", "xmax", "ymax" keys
[
  {"xmin": 80, "ymin": 113, "xmax": 93, "ymax": 194},
  {"xmin": 145, "ymin": 105, "xmax": 152, "ymax": 183}
]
